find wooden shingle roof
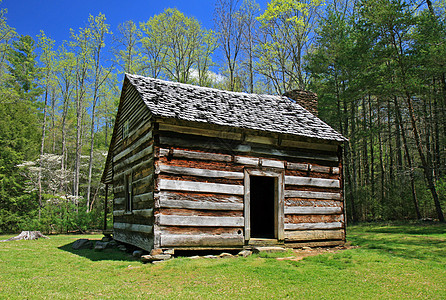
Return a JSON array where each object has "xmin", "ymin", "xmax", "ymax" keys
[{"xmin": 126, "ymin": 74, "xmax": 346, "ymax": 142}]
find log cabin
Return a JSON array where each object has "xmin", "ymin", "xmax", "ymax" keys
[{"xmin": 101, "ymin": 74, "xmax": 347, "ymax": 251}]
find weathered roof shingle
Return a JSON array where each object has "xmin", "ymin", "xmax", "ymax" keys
[{"xmin": 126, "ymin": 74, "xmax": 346, "ymax": 142}]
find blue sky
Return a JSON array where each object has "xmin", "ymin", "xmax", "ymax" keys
[{"xmin": 2, "ymin": 0, "xmax": 269, "ymax": 44}]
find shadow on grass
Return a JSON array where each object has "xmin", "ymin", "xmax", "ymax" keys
[
  {"xmin": 58, "ymin": 242, "xmax": 138, "ymax": 262},
  {"xmin": 348, "ymin": 223, "xmax": 446, "ymax": 262}
]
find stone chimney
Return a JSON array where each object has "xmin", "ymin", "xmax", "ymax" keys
[{"xmin": 283, "ymin": 90, "xmax": 318, "ymax": 116}]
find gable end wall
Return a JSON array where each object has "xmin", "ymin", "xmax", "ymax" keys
[{"xmin": 112, "ymin": 83, "xmax": 155, "ymax": 251}]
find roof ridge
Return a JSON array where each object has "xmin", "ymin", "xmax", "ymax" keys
[{"xmin": 125, "ymin": 73, "xmax": 284, "ymax": 100}]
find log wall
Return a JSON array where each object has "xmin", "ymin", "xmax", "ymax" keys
[
  {"xmin": 111, "ymin": 83, "xmax": 155, "ymax": 251},
  {"xmin": 153, "ymin": 119, "xmax": 345, "ymax": 249}
]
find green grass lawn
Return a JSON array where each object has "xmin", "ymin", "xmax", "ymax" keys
[{"xmin": 0, "ymin": 223, "xmax": 445, "ymax": 299}]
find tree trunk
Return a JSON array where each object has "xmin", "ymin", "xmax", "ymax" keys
[
  {"xmin": 405, "ymin": 92, "xmax": 444, "ymax": 221},
  {"xmin": 368, "ymin": 95, "xmax": 375, "ymax": 212},
  {"xmin": 0, "ymin": 231, "xmax": 48, "ymax": 242},
  {"xmin": 433, "ymin": 94, "xmax": 440, "ymax": 180},
  {"xmin": 86, "ymin": 96, "xmax": 97, "ymax": 212},
  {"xmin": 387, "ymin": 97, "xmax": 394, "ymax": 185},
  {"xmin": 394, "ymin": 96, "xmax": 421, "ymax": 219},
  {"xmin": 60, "ymin": 93, "xmax": 68, "ymax": 194},
  {"xmin": 362, "ymin": 97, "xmax": 369, "ymax": 188},
  {"xmin": 37, "ymin": 85, "xmax": 48, "ymax": 220},
  {"xmin": 377, "ymin": 97, "xmax": 385, "ymax": 217}
]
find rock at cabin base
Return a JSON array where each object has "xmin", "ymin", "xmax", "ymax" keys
[
  {"xmin": 101, "ymin": 236, "xmax": 111, "ymax": 242},
  {"xmin": 140, "ymin": 254, "xmax": 172, "ymax": 263},
  {"xmin": 94, "ymin": 241, "xmax": 109, "ymax": 251},
  {"xmin": 219, "ymin": 252, "xmax": 233, "ymax": 258},
  {"xmin": 150, "ymin": 248, "xmax": 163, "ymax": 256},
  {"xmin": 133, "ymin": 250, "xmax": 143, "ymax": 258},
  {"xmin": 237, "ymin": 250, "xmax": 253, "ymax": 257},
  {"xmin": 72, "ymin": 239, "xmax": 93, "ymax": 250},
  {"xmin": 252, "ymin": 246, "xmax": 286, "ymax": 253},
  {"xmin": 163, "ymin": 249, "xmax": 175, "ymax": 255},
  {"xmin": 152, "ymin": 254, "xmax": 172, "ymax": 261}
]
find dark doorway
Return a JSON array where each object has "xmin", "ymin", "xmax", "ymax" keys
[{"xmin": 250, "ymin": 176, "xmax": 275, "ymax": 238}]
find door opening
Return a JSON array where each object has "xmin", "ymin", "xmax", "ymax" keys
[{"xmin": 250, "ymin": 176, "xmax": 275, "ymax": 238}]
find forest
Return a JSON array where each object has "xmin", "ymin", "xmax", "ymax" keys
[{"xmin": 0, "ymin": 0, "xmax": 445, "ymax": 233}]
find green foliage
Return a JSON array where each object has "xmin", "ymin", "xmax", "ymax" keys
[
  {"xmin": 112, "ymin": 20, "xmax": 142, "ymax": 74},
  {"xmin": 139, "ymin": 8, "xmax": 217, "ymax": 84},
  {"xmin": 307, "ymin": 0, "xmax": 446, "ymax": 222},
  {"xmin": 0, "ymin": 30, "xmax": 42, "ymax": 233},
  {"xmin": 256, "ymin": 0, "xmax": 324, "ymax": 92}
]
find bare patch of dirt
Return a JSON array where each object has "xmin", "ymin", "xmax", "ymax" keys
[{"xmin": 276, "ymin": 242, "xmax": 359, "ymax": 262}]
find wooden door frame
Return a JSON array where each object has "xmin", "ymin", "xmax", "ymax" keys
[{"xmin": 244, "ymin": 168, "xmax": 284, "ymax": 242}]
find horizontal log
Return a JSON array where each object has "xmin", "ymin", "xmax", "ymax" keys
[
  {"xmin": 157, "ymin": 164, "xmax": 243, "ymax": 180},
  {"xmin": 310, "ymin": 165, "xmax": 331, "ymax": 173},
  {"xmin": 118, "ymin": 84, "xmax": 147, "ymax": 122},
  {"xmin": 261, "ymin": 159, "xmax": 285, "ymax": 169},
  {"xmin": 284, "ymin": 206, "xmax": 342, "ymax": 215},
  {"xmin": 159, "ymin": 123, "xmax": 242, "ymax": 140},
  {"xmin": 236, "ymin": 144, "xmax": 251, "ymax": 152},
  {"xmin": 159, "ymin": 136, "xmax": 338, "ymax": 162},
  {"xmin": 245, "ymin": 135, "xmax": 277, "ymax": 145},
  {"xmin": 113, "ymin": 222, "xmax": 153, "ymax": 234},
  {"xmin": 114, "ymin": 144, "xmax": 154, "ymax": 171},
  {"xmin": 156, "ymin": 191, "xmax": 243, "ymax": 205},
  {"xmin": 161, "ymin": 233, "xmax": 244, "ymax": 247},
  {"xmin": 253, "ymin": 146, "xmax": 339, "ymax": 163},
  {"xmin": 113, "ymin": 158, "xmax": 153, "ymax": 183},
  {"xmin": 113, "ymin": 129, "xmax": 153, "ymax": 162},
  {"xmin": 246, "ymin": 169, "xmax": 282, "ymax": 177},
  {"xmin": 157, "ymin": 118, "xmax": 340, "ymax": 154},
  {"xmin": 134, "ymin": 209, "xmax": 154, "ymax": 217},
  {"xmin": 159, "ymin": 225, "xmax": 241, "ymax": 235},
  {"xmin": 281, "ymin": 139, "xmax": 338, "ymax": 152},
  {"xmin": 157, "ymin": 215, "xmax": 244, "ymax": 227},
  {"xmin": 158, "ymin": 179, "xmax": 244, "ymax": 195},
  {"xmin": 285, "ymin": 176, "xmax": 340, "ymax": 188},
  {"xmin": 159, "ymin": 148, "xmax": 232, "ymax": 162},
  {"xmin": 158, "ymin": 148, "xmax": 169, "ymax": 157},
  {"xmin": 127, "ymin": 120, "xmax": 152, "ymax": 143},
  {"xmin": 113, "ymin": 210, "xmax": 127, "ymax": 216},
  {"xmin": 285, "ymin": 199, "xmax": 342, "ymax": 207},
  {"xmin": 132, "ymin": 174, "xmax": 153, "ymax": 187},
  {"xmin": 133, "ymin": 192, "xmax": 154, "ymax": 203},
  {"xmin": 284, "ymin": 222, "xmax": 343, "ymax": 230},
  {"xmin": 113, "ymin": 229, "xmax": 153, "ymax": 252},
  {"xmin": 113, "ymin": 209, "xmax": 153, "ymax": 217},
  {"xmin": 234, "ymin": 156, "xmax": 259, "ymax": 166},
  {"xmin": 286, "ymin": 162, "xmax": 309, "ymax": 171},
  {"xmin": 284, "ymin": 190, "xmax": 342, "ymax": 200},
  {"xmin": 284, "ymin": 229, "xmax": 344, "ymax": 241},
  {"xmin": 114, "ymin": 197, "xmax": 125, "ymax": 205},
  {"xmin": 159, "ymin": 199, "xmax": 243, "ymax": 211}
]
